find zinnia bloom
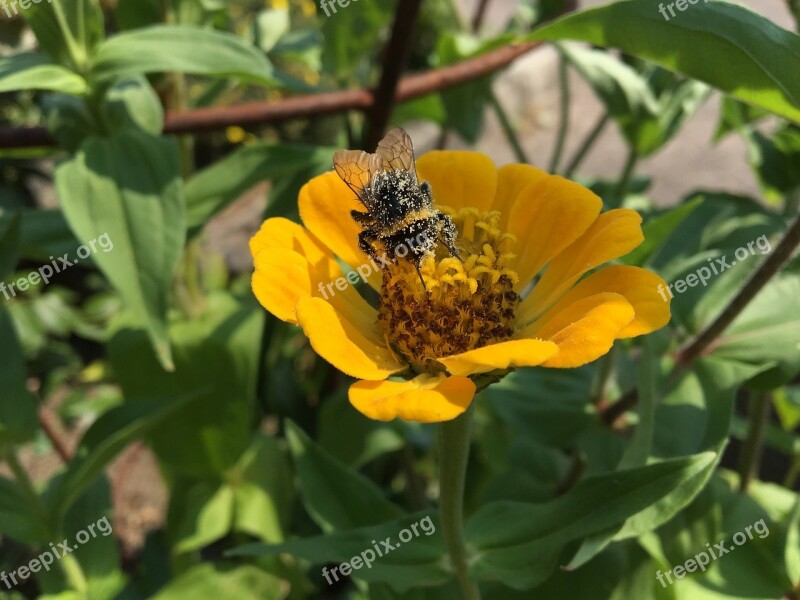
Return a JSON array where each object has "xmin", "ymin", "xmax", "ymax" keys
[{"xmin": 250, "ymin": 150, "xmax": 670, "ymax": 423}]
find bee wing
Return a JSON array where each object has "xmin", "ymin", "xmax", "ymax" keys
[
  {"xmin": 376, "ymin": 128, "xmax": 417, "ymax": 182},
  {"xmin": 333, "ymin": 150, "xmax": 384, "ymax": 207}
]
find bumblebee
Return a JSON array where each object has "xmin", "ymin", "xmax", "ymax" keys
[{"xmin": 333, "ymin": 128, "xmax": 460, "ymax": 278}]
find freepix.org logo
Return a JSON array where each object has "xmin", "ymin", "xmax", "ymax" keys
[
  {"xmin": 0, "ymin": 233, "xmax": 114, "ymax": 301},
  {"xmin": 1, "ymin": 0, "xmax": 53, "ymax": 20}
]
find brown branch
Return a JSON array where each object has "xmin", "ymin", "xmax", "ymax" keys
[
  {"xmin": 472, "ymin": 0, "xmax": 491, "ymax": 32},
  {"xmin": 362, "ymin": 0, "xmax": 424, "ymax": 149},
  {"xmin": 0, "ymin": 41, "xmax": 544, "ymax": 149},
  {"xmin": 677, "ymin": 213, "xmax": 800, "ymax": 364},
  {"xmin": 600, "ymin": 213, "xmax": 800, "ymax": 426},
  {"xmin": 38, "ymin": 405, "xmax": 73, "ymax": 463}
]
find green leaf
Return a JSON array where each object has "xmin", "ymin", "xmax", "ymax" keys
[
  {"xmin": 713, "ymin": 96, "xmax": 769, "ymax": 142},
  {"xmin": 0, "ymin": 53, "xmax": 87, "ymax": 94},
  {"xmin": 285, "ymin": 420, "xmax": 404, "ymax": 533},
  {"xmin": 48, "ymin": 478, "xmax": 126, "ymax": 599},
  {"xmin": 435, "ymin": 34, "xmax": 510, "ymax": 143},
  {"xmin": 773, "ymin": 386, "xmax": 800, "ymax": 432},
  {"xmin": 184, "ymin": 143, "xmax": 333, "ymax": 234},
  {"xmin": 0, "ymin": 476, "xmax": 46, "ymax": 544},
  {"xmin": 711, "ymin": 274, "xmax": 800, "ymax": 389},
  {"xmin": 317, "ymin": 390, "xmax": 405, "ymax": 468},
  {"xmin": 611, "ymin": 357, "xmax": 769, "ymax": 544},
  {"xmin": 44, "ymin": 94, "xmax": 101, "ymax": 152},
  {"xmin": 557, "ymin": 43, "xmax": 660, "ymax": 155},
  {"xmin": 321, "ymin": 0, "xmax": 394, "ymax": 83},
  {"xmin": 173, "ymin": 482, "xmax": 235, "ymax": 554},
  {"xmin": 0, "ymin": 309, "xmax": 38, "ymax": 445},
  {"xmin": 0, "ymin": 210, "xmax": 21, "ymax": 281},
  {"xmin": 255, "ymin": 8, "xmax": 290, "ymax": 53},
  {"xmin": 527, "ymin": 0, "xmax": 800, "ymax": 124},
  {"xmin": 391, "ymin": 94, "xmax": 446, "ymax": 127},
  {"xmin": 91, "ymin": 25, "xmax": 277, "ymax": 87},
  {"xmin": 743, "ymin": 124, "xmax": 800, "ymax": 204},
  {"xmin": 107, "ymin": 293, "xmax": 261, "ymax": 479},
  {"xmin": 565, "ymin": 337, "xmax": 662, "ymax": 570},
  {"xmin": 786, "ymin": 497, "xmax": 800, "ymax": 586},
  {"xmin": 655, "ymin": 74, "xmax": 711, "ymax": 150},
  {"xmin": 652, "ymin": 475, "xmax": 790, "ymax": 599},
  {"xmin": 466, "ymin": 452, "xmax": 716, "ymax": 589},
  {"xmin": 230, "ymin": 434, "xmax": 294, "ymax": 543},
  {"xmin": 115, "ymin": 0, "xmax": 161, "ymax": 30},
  {"xmin": 231, "ymin": 512, "xmax": 448, "ymax": 593},
  {"xmin": 3, "ymin": 209, "xmax": 80, "ymax": 263},
  {"xmin": 55, "ymin": 131, "xmax": 185, "ymax": 370},
  {"xmin": 99, "ymin": 76, "xmax": 164, "ymax": 136},
  {"xmin": 483, "ymin": 366, "xmax": 596, "ymax": 448},
  {"xmin": 151, "ymin": 564, "xmax": 284, "ymax": 600},
  {"xmin": 621, "ymin": 196, "xmax": 703, "ymax": 266},
  {"xmin": 23, "ymin": 0, "xmax": 105, "ymax": 69},
  {"xmin": 51, "ymin": 392, "xmax": 202, "ymax": 520}
]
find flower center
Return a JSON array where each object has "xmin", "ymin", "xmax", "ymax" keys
[{"xmin": 377, "ymin": 207, "xmax": 520, "ymax": 372}]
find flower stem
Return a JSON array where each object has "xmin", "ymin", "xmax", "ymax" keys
[
  {"xmin": 490, "ymin": 93, "xmax": 529, "ymax": 164},
  {"xmin": 438, "ymin": 402, "xmax": 480, "ymax": 600},
  {"xmin": 548, "ymin": 53, "xmax": 570, "ymax": 173},
  {"xmin": 614, "ymin": 148, "xmax": 638, "ymax": 200},
  {"xmin": 563, "ymin": 112, "xmax": 609, "ymax": 178},
  {"xmin": 738, "ymin": 391, "xmax": 771, "ymax": 493}
]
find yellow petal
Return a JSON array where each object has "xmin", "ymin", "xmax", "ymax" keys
[
  {"xmin": 416, "ymin": 151, "xmax": 497, "ymax": 212},
  {"xmin": 524, "ymin": 293, "xmax": 635, "ymax": 368},
  {"xmin": 492, "ymin": 164, "xmax": 549, "ymax": 231},
  {"xmin": 532, "ymin": 265, "xmax": 671, "ymax": 339},
  {"xmin": 298, "ymin": 172, "xmax": 383, "ymax": 290},
  {"xmin": 508, "ymin": 175, "xmax": 603, "ymax": 291},
  {"xmin": 438, "ymin": 338, "xmax": 559, "ymax": 377},
  {"xmin": 520, "ymin": 208, "xmax": 644, "ymax": 322},
  {"xmin": 252, "ymin": 243, "xmax": 378, "ymax": 328},
  {"xmin": 252, "ymin": 247, "xmax": 314, "ymax": 323},
  {"xmin": 250, "ymin": 217, "xmax": 330, "ymax": 274},
  {"xmin": 349, "ymin": 373, "xmax": 475, "ymax": 423},
  {"xmin": 296, "ymin": 297, "xmax": 406, "ymax": 380}
]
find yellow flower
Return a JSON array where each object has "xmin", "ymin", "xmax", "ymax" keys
[{"xmin": 250, "ymin": 151, "xmax": 670, "ymax": 423}]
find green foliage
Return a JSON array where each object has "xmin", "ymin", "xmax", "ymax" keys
[
  {"xmin": 0, "ymin": 0, "xmax": 799, "ymax": 597},
  {"xmin": 0, "ymin": 53, "xmax": 87, "ymax": 94},
  {"xmin": 91, "ymin": 25, "xmax": 278, "ymax": 87},
  {"xmin": 55, "ymin": 131, "xmax": 185, "ymax": 370},
  {"xmin": 529, "ymin": 0, "xmax": 800, "ymax": 124}
]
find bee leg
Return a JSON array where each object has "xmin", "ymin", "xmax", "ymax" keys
[
  {"xmin": 351, "ymin": 210, "xmax": 372, "ymax": 226},
  {"xmin": 437, "ymin": 213, "xmax": 461, "ymax": 260},
  {"xmin": 413, "ymin": 262, "xmax": 427, "ymax": 293},
  {"xmin": 357, "ymin": 229, "xmax": 382, "ymax": 264}
]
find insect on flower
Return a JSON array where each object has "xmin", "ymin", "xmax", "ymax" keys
[
  {"xmin": 333, "ymin": 128, "xmax": 460, "ymax": 286},
  {"xmin": 250, "ymin": 139, "xmax": 672, "ymax": 423}
]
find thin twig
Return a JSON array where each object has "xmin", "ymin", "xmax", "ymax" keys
[
  {"xmin": 38, "ymin": 405, "xmax": 73, "ymax": 463},
  {"xmin": 738, "ymin": 392, "xmax": 771, "ymax": 493},
  {"xmin": 563, "ymin": 112, "xmax": 610, "ymax": 178},
  {"xmin": 554, "ymin": 451, "xmax": 585, "ymax": 496},
  {"xmin": 678, "ymin": 213, "xmax": 800, "ymax": 365},
  {"xmin": 614, "ymin": 148, "xmax": 638, "ymax": 200},
  {"xmin": 0, "ymin": 41, "xmax": 547, "ymax": 148},
  {"xmin": 471, "ymin": 0, "xmax": 491, "ymax": 32},
  {"xmin": 363, "ymin": 0, "xmax": 424, "ymax": 149},
  {"xmin": 600, "ymin": 213, "xmax": 800, "ymax": 425},
  {"xmin": 489, "ymin": 92, "xmax": 529, "ymax": 163},
  {"xmin": 548, "ymin": 53, "xmax": 570, "ymax": 172}
]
